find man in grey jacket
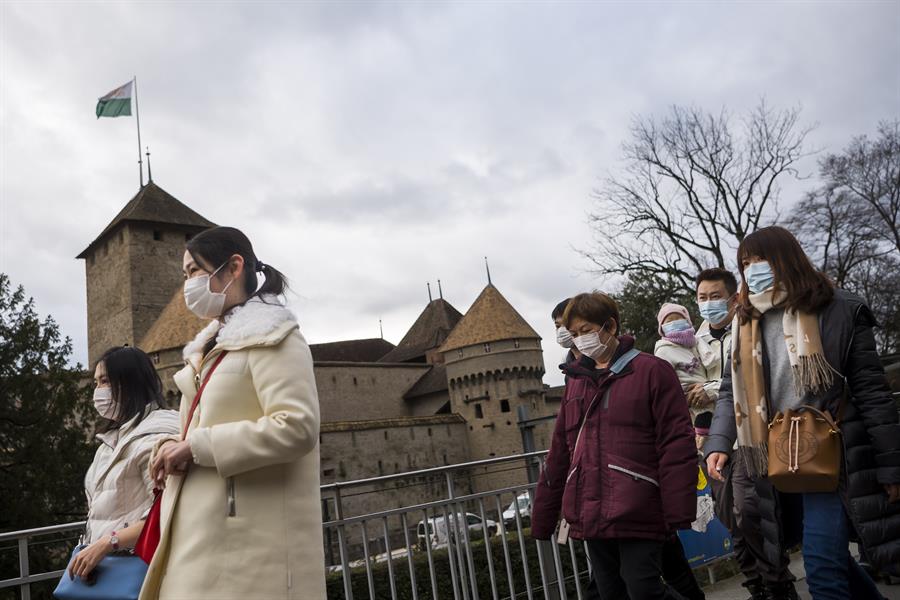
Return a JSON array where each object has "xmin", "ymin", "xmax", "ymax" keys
[{"xmin": 694, "ymin": 268, "xmax": 797, "ymax": 600}]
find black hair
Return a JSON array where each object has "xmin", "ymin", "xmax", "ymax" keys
[
  {"xmin": 186, "ymin": 226, "xmax": 287, "ymax": 299},
  {"xmin": 695, "ymin": 268, "xmax": 738, "ymax": 296},
  {"xmin": 551, "ymin": 298, "xmax": 571, "ymax": 320},
  {"xmin": 96, "ymin": 346, "xmax": 165, "ymax": 428}
]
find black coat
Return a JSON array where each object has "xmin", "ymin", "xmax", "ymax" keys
[{"xmin": 706, "ymin": 289, "xmax": 900, "ymax": 569}]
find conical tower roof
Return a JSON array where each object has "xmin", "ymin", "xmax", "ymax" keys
[
  {"xmin": 77, "ymin": 181, "xmax": 216, "ymax": 258},
  {"xmin": 439, "ymin": 285, "xmax": 540, "ymax": 353},
  {"xmin": 380, "ymin": 298, "xmax": 463, "ymax": 363},
  {"xmin": 139, "ymin": 286, "xmax": 209, "ymax": 354}
]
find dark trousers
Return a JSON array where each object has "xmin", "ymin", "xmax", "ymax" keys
[
  {"xmin": 709, "ymin": 451, "xmax": 795, "ymax": 586},
  {"xmin": 662, "ymin": 536, "xmax": 706, "ymax": 600},
  {"xmin": 586, "ymin": 538, "xmax": 688, "ymax": 600}
]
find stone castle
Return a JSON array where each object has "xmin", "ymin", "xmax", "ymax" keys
[{"xmin": 78, "ymin": 181, "xmax": 562, "ymax": 557}]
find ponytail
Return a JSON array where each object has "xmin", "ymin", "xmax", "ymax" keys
[
  {"xmin": 255, "ymin": 261, "xmax": 288, "ymax": 298},
  {"xmin": 186, "ymin": 226, "xmax": 290, "ymax": 301}
]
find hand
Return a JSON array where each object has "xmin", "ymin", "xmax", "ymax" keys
[
  {"xmin": 68, "ymin": 537, "xmax": 112, "ymax": 580},
  {"xmin": 885, "ymin": 484, "xmax": 900, "ymax": 503},
  {"xmin": 706, "ymin": 452, "xmax": 729, "ymax": 482},
  {"xmin": 686, "ymin": 384, "xmax": 711, "ymax": 408},
  {"xmin": 151, "ymin": 440, "xmax": 193, "ymax": 487}
]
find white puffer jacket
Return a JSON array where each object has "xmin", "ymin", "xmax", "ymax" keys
[
  {"xmin": 84, "ymin": 408, "xmax": 180, "ymax": 544},
  {"xmin": 653, "ymin": 336, "xmax": 717, "ymax": 420}
]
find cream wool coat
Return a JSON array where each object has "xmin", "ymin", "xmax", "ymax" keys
[
  {"xmin": 139, "ymin": 297, "xmax": 325, "ymax": 600},
  {"xmin": 84, "ymin": 408, "xmax": 180, "ymax": 544}
]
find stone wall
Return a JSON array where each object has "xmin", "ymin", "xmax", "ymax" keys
[
  {"xmin": 314, "ymin": 362, "xmax": 431, "ymax": 423},
  {"xmin": 84, "ymin": 228, "xmax": 134, "ymax": 365}
]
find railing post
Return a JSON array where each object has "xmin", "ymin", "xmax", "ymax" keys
[
  {"xmin": 333, "ymin": 487, "xmax": 354, "ymax": 600},
  {"xmin": 19, "ymin": 536, "xmax": 31, "ymax": 600}
]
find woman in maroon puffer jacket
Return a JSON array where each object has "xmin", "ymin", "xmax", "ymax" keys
[{"xmin": 531, "ymin": 292, "xmax": 698, "ymax": 599}]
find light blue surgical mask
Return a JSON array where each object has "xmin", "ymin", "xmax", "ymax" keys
[
  {"xmin": 699, "ymin": 300, "xmax": 730, "ymax": 325},
  {"xmin": 745, "ymin": 261, "xmax": 775, "ymax": 295},
  {"xmin": 661, "ymin": 319, "xmax": 692, "ymax": 335}
]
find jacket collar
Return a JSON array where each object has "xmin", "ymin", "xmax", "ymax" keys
[
  {"xmin": 182, "ymin": 295, "xmax": 298, "ymax": 369},
  {"xmin": 561, "ymin": 335, "xmax": 636, "ymax": 381},
  {"xmin": 93, "ymin": 407, "xmax": 180, "ymax": 485}
]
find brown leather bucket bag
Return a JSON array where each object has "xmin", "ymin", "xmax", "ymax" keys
[{"xmin": 767, "ymin": 404, "xmax": 842, "ymax": 493}]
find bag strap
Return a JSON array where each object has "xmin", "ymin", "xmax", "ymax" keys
[{"xmin": 182, "ymin": 351, "xmax": 229, "ymax": 440}]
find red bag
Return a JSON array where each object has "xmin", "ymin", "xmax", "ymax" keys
[{"xmin": 134, "ymin": 351, "xmax": 229, "ymax": 564}]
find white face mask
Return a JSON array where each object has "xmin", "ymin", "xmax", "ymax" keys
[
  {"xmin": 573, "ymin": 330, "xmax": 609, "ymax": 360},
  {"xmin": 93, "ymin": 386, "xmax": 118, "ymax": 420},
  {"xmin": 556, "ymin": 326, "xmax": 574, "ymax": 349},
  {"xmin": 184, "ymin": 262, "xmax": 235, "ymax": 319}
]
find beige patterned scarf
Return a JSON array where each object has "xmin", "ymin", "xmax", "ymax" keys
[{"xmin": 731, "ymin": 288, "xmax": 835, "ymax": 477}]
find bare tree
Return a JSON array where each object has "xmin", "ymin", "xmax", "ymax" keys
[
  {"xmin": 585, "ymin": 101, "xmax": 813, "ymax": 292},
  {"xmin": 820, "ymin": 120, "xmax": 900, "ymax": 256},
  {"xmin": 788, "ymin": 122, "xmax": 900, "ymax": 353}
]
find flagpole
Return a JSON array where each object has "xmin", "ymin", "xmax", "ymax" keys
[{"xmin": 134, "ymin": 76, "xmax": 144, "ymax": 188}]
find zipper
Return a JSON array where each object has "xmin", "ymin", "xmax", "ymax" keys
[
  {"xmin": 608, "ymin": 464, "xmax": 660, "ymax": 487},
  {"xmin": 226, "ymin": 477, "xmax": 236, "ymax": 516}
]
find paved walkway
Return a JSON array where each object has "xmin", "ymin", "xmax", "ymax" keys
[{"xmin": 705, "ymin": 552, "xmax": 900, "ymax": 599}]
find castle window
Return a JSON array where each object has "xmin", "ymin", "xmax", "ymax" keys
[
  {"xmin": 323, "ymin": 468, "xmax": 335, "ymax": 478},
  {"xmin": 500, "ymin": 399, "xmax": 511, "ymax": 413},
  {"xmin": 153, "ymin": 230, "xmax": 162, "ymax": 241},
  {"xmin": 384, "ymin": 430, "xmax": 389, "ymax": 440},
  {"xmin": 428, "ymin": 427, "xmax": 433, "ymax": 437},
  {"xmin": 185, "ymin": 233, "xmax": 193, "ymax": 242},
  {"xmin": 457, "ymin": 349, "xmax": 463, "ymax": 358},
  {"xmin": 353, "ymin": 377, "xmax": 358, "ymax": 386},
  {"xmin": 378, "ymin": 460, "xmax": 384, "ymax": 475},
  {"xmin": 514, "ymin": 339, "xmax": 520, "ymax": 348},
  {"xmin": 339, "ymin": 461, "xmax": 347, "ymax": 478},
  {"xmin": 483, "ymin": 343, "xmax": 491, "ymax": 353},
  {"xmin": 443, "ymin": 452, "xmax": 448, "ymax": 465},
  {"xmin": 152, "ymin": 352, "xmax": 160, "ymax": 364},
  {"xmin": 475, "ymin": 404, "xmax": 484, "ymax": 419}
]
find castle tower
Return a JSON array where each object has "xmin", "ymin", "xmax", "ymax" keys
[
  {"xmin": 439, "ymin": 284, "xmax": 545, "ymax": 488},
  {"xmin": 77, "ymin": 182, "xmax": 215, "ymax": 365}
]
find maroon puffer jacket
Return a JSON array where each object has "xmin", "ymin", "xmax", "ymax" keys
[{"xmin": 531, "ymin": 336, "xmax": 698, "ymax": 541}]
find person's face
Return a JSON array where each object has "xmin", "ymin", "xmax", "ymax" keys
[
  {"xmin": 183, "ymin": 251, "xmax": 241, "ymax": 293},
  {"xmin": 697, "ymin": 279, "xmax": 734, "ymax": 305},
  {"xmin": 554, "ymin": 316, "xmax": 581, "ymax": 357},
  {"xmin": 568, "ymin": 316, "xmax": 613, "ymax": 341},
  {"xmin": 93, "ymin": 361, "xmax": 109, "ymax": 389},
  {"xmin": 741, "ymin": 254, "xmax": 767, "ymax": 269},
  {"xmin": 662, "ymin": 313, "xmax": 683, "ymax": 325}
]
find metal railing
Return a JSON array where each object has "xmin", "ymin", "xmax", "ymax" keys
[{"xmin": 1, "ymin": 451, "xmax": 730, "ymax": 600}]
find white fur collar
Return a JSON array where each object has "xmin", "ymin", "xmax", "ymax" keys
[{"xmin": 183, "ymin": 295, "xmax": 298, "ymax": 362}]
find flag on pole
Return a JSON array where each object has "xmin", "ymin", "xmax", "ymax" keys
[{"xmin": 96, "ymin": 81, "xmax": 133, "ymax": 118}]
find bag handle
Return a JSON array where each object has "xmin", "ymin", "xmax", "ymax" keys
[{"xmin": 182, "ymin": 351, "xmax": 229, "ymax": 440}]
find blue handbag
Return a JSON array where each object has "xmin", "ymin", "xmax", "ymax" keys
[{"xmin": 53, "ymin": 545, "xmax": 148, "ymax": 600}]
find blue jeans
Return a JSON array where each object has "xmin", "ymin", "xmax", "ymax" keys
[{"xmin": 802, "ymin": 492, "xmax": 883, "ymax": 599}]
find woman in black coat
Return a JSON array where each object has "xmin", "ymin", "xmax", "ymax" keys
[{"xmin": 704, "ymin": 226, "xmax": 900, "ymax": 600}]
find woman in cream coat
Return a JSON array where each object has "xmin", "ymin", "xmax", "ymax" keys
[{"xmin": 140, "ymin": 226, "xmax": 325, "ymax": 600}]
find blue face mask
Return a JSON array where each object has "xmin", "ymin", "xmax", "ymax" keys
[
  {"xmin": 662, "ymin": 319, "xmax": 692, "ymax": 335},
  {"xmin": 745, "ymin": 261, "xmax": 775, "ymax": 295},
  {"xmin": 699, "ymin": 300, "xmax": 731, "ymax": 325}
]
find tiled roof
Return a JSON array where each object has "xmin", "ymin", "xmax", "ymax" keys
[
  {"xmin": 139, "ymin": 286, "xmax": 209, "ymax": 354},
  {"xmin": 379, "ymin": 299, "xmax": 462, "ymax": 363},
  {"xmin": 310, "ymin": 338, "xmax": 395, "ymax": 362},
  {"xmin": 439, "ymin": 285, "xmax": 540, "ymax": 353},
  {"xmin": 77, "ymin": 181, "xmax": 216, "ymax": 258},
  {"xmin": 403, "ymin": 364, "xmax": 449, "ymax": 400}
]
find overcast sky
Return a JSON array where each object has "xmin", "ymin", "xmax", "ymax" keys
[{"xmin": 1, "ymin": 1, "xmax": 898, "ymax": 385}]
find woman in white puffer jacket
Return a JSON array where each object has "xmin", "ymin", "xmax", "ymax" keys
[{"xmin": 68, "ymin": 347, "xmax": 179, "ymax": 580}]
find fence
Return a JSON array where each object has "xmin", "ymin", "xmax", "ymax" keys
[{"xmin": 2, "ymin": 451, "xmax": 733, "ymax": 600}]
